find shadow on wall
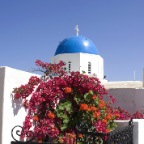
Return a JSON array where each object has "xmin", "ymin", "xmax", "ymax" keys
[{"xmin": 11, "ymin": 94, "xmax": 23, "ymax": 116}]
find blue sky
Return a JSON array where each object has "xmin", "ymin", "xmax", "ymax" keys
[{"xmin": 0, "ymin": 0, "xmax": 144, "ymax": 81}]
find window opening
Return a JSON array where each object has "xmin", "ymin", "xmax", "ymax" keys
[
  {"xmin": 88, "ymin": 62, "xmax": 91, "ymax": 74},
  {"xmin": 68, "ymin": 61, "xmax": 71, "ymax": 73}
]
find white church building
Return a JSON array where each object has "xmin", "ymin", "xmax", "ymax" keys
[
  {"xmin": 51, "ymin": 34, "xmax": 104, "ymax": 80},
  {"xmin": 1, "ymin": 27, "xmax": 144, "ymax": 143}
]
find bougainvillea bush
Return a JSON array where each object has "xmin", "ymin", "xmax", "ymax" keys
[
  {"xmin": 112, "ymin": 107, "xmax": 144, "ymax": 120},
  {"xmin": 13, "ymin": 60, "xmax": 119, "ymax": 143}
]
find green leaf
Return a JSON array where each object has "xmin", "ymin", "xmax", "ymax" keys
[
  {"xmin": 66, "ymin": 103, "xmax": 73, "ymax": 112},
  {"xmin": 89, "ymin": 90, "xmax": 93, "ymax": 95},
  {"xmin": 77, "ymin": 142, "xmax": 84, "ymax": 144},
  {"xmin": 84, "ymin": 93, "xmax": 91, "ymax": 102},
  {"xmin": 60, "ymin": 124, "xmax": 68, "ymax": 131},
  {"xmin": 82, "ymin": 70, "xmax": 86, "ymax": 74},
  {"xmin": 93, "ymin": 99, "xmax": 99, "ymax": 105},
  {"xmin": 58, "ymin": 105, "xmax": 65, "ymax": 110},
  {"xmin": 62, "ymin": 113, "xmax": 68, "ymax": 119},
  {"xmin": 63, "ymin": 118, "xmax": 69, "ymax": 124},
  {"xmin": 74, "ymin": 94, "xmax": 82, "ymax": 104},
  {"xmin": 56, "ymin": 112, "xmax": 64, "ymax": 118},
  {"xmin": 84, "ymin": 93, "xmax": 89, "ymax": 99}
]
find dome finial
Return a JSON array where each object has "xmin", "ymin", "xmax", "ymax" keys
[{"xmin": 75, "ymin": 25, "xmax": 79, "ymax": 36}]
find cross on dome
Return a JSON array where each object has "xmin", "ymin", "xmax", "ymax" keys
[{"xmin": 75, "ymin": 25, "xmax": 79, "ymax": 36}]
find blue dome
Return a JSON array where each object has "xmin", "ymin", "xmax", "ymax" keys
[{"xmin": 55, "ymin": 35, "xmax": 98, "ymax": 55}]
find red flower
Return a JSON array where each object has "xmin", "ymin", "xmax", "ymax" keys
[
  {"xmin": 93, "ymin": 111, "xmax": 100, "ymax": 118},
  {"xmin": 90, "ymin": 106, "xmax": 98, "ymax": 111},
  {"xmin": 92, "ymin": 95, "xmax": 97, "ymax": 100},
  {"xmin": 64, "ymin": 87, "xmax": 72, "ymax": 94},
  {"xmin": 80, "ymin": 104, "xmax": 89, "ymax": 111},
  {"xmin": 78, "ymin": 134, "xmax": 83, "ymax": 138},
  {"xmin": 23, "ymin": 100, "xmax": 29, "ymax": 108},
  {"xmin": 33, "ymin": 115, "xmax": 39, "ymax": 121},
  {"xmin": 47, "ymin": 111, "xmax": 55, "ymax": 119}
]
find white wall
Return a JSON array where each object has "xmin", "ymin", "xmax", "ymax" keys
[
  {"xmin": 51, "ymin": 53, "xmax": 104, "ymax": 80},
  {"xmin": 107, "ymin": 88, "xmax": 144, "ymax": 114},
  {"xmin": 51, "ymin": 53, "xmax": 80, "ymax": 72},
  {"xmin": 0, "ymin": 66, "xmax": 39, "ymax": 144},
  {"xmin": 79, "ymin": 53, "xmax": 104, "ymax": 79}
]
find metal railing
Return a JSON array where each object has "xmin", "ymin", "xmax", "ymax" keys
[
  {"xmin": 75, "ymin": 119, "xmax": 133, "ymax": 144},
  {"xmin": 11, "ymin": 119, "xmax": 133, "ymax": 144}
]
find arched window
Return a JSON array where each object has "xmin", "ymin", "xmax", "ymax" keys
[
  {"xmin": 68, "ymin": 61, "xmax": 71, "ymax": 73},
  {"xmin": 88, "ymin": 62, "xmax": 91, "ymax": 74}
]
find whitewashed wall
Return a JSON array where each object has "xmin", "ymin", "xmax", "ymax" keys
[
  {"xmin": 0, "ymin": 66, "xmax": 39, "ymax": 144},
  {"xmin": 107, "ymin": 88, "xmax": 144, "ymax": 114},
  {"xmin": 51, "ymin": 53, "xmax": 104, "ymax": 80},
  {"xmin": 51, "ymin": 53, "xmax": 80, "ymax": 72},
  {"xmin": 79, "ymin": 53, "xmax": 104, "ymax": 80}
]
